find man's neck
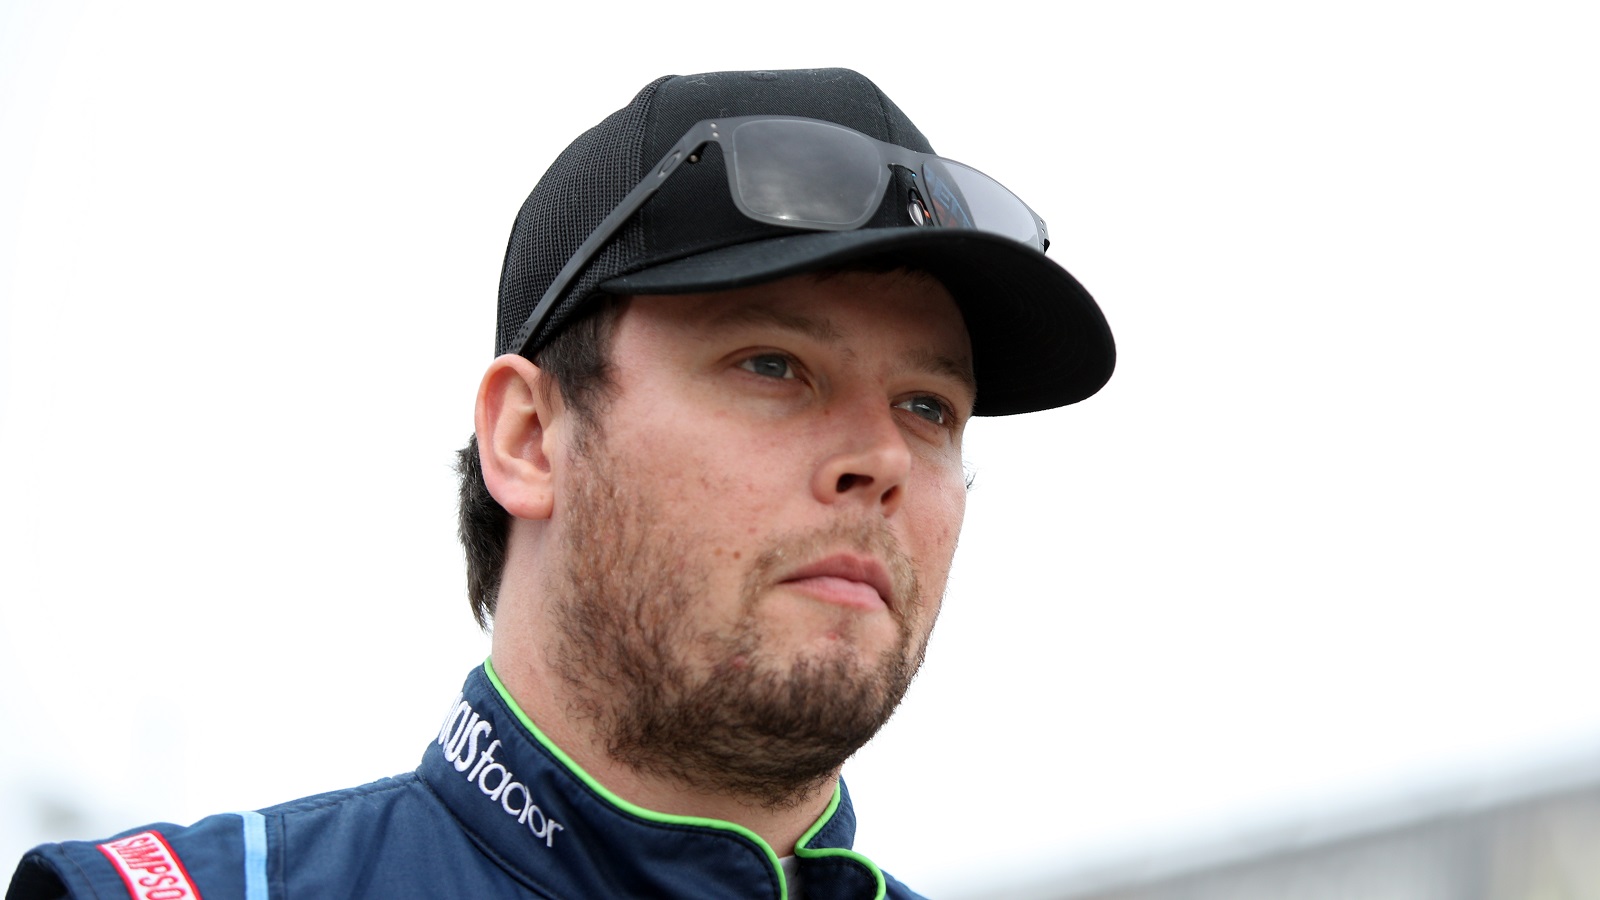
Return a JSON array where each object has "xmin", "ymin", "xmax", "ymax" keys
[{"xmin": 489, "ymin": 646, "xmax": 836, "ymax": 856}]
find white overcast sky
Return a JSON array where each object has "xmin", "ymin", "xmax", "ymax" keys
[{"xmin": 3, "ymin": 2, "xmax": 1598, "ymax": 896}]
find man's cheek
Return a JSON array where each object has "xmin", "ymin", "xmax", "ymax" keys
[{"xmin": 920, "ymin": 494, "xmax": 966, "ymax": 563}]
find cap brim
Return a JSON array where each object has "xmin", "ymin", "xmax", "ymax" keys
[{"xmin": 600, "ymin": 228, "xmax": 1114, "ymax": 416}]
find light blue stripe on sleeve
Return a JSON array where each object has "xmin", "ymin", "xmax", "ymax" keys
[{"xmin": 239, "ymin": 810, "xmax": 268, "ymax": 900}]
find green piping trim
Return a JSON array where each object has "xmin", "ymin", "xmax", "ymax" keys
[
  {"xmin": 793, "ymin": 788, "xmax": 888, "ymax": 900},
  {"xmin": 485, "ymin": 659, "xmax": 844, "ymax": 900}
]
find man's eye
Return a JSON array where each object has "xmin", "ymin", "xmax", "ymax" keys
[
  {"xmin": 739, "ymin": 354, "xmax": 795, "ymax": 379},
  {"xmin": 895, "ymin": 395, "xmax": 950, "ymax": 426}
]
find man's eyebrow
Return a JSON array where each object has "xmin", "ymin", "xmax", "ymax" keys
[
  {"xmin": 705, "ymin": 305, "xmax": 844, "ymax": 343},
  {"xmin": 903, "ymin": 347, "xmax": 977, "ymax": 405}
]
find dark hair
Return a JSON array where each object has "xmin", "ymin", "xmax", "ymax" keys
[{"xmin": 456, "ymin": 299, "xmax": 624, "ymax": 629}]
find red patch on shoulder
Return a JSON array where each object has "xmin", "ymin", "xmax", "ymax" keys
[{"xmin": 97, "ymin": 830, "xmax": 204, "ymax": 900}]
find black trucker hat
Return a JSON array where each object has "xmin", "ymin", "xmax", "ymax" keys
[{"xmin": 495, "ymin": 68, "xmax": 1114, "ymax": 415}]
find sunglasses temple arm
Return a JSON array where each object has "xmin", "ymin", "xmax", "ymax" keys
[{"xmin": 511, "ymin": 134, "xmax": 707, "ymax": 357}]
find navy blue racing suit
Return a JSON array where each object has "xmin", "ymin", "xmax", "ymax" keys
[{"xmin": 8, "ymin": 663, "xmax": 926, "ymax": 899}]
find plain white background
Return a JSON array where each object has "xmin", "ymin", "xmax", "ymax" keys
[{"xmin": 3, "ymin": 2, "xmax": 1598, "ymax": 895}]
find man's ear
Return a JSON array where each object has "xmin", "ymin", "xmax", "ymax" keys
[{"xmin": 474, "ymin": 354, "xmax": 560, "ymax": 521}]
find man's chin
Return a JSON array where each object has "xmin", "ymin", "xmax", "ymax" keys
[
  {"xmin": 742, "ymin": 640, "xmax": 917, "ymax": 737},
  {"xmin": 719, "ymin": 626, "xmax": 916, "ymax": 707},
  {"xmin": 601, "ymin": 641, "xmax": 917, "ymax": 803}
]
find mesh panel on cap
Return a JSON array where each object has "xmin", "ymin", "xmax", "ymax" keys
[
  {"xmin": 494, "ymin": 68, "xmax": 934, "ymax": 360},
  {"xmin": 494, "ymin": 76, "xmax": 670, "ymax": 357}
]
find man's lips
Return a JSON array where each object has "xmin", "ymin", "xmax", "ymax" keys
[{"xmin": 779, "ymin": 554, "xmax": 895, "ymax": 611}]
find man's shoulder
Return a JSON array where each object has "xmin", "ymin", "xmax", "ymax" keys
[{"xmin": 6, "ymin": 773, "xmax": 439, "ymax": 900}]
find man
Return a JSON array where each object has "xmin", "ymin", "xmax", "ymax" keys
[{"xmin": 8, "ymin": 68, "xmax": 1112, "ymax": 899}]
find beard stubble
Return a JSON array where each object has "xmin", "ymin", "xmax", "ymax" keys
[{"xmin": 549, "ymin": 428, "xmax": 933, "ymax": 810}]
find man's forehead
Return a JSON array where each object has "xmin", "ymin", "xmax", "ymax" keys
[{"xmin": 704, "ymin": 303, "xmax": 844, "ymax": 343}]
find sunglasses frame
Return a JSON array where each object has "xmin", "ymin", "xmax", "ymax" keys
[{"xmin": 513, "ymin": 115, "xmax": 1048, "ymax": 358}]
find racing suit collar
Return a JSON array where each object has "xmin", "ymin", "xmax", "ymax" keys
[{"xmin": 419, "ymin": 663, "xmax": 888, "ymax": 899}]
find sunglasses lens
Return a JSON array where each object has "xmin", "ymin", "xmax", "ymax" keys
[
  {"xmin": 921, "ymin": 159, "xmax": 1043, "ymax": 247},
  {"xmin": 729, "ymin": 119, "xmax": 885, "ymax": 228}
]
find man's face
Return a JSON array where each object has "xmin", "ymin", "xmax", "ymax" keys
[{"xmin": 545, "ymin": 269, "xmax": 973, "ymax": 805}]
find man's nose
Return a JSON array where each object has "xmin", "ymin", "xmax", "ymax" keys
[{"xmin": 810, "ymin": 399, "xmax": 913, "ymax": 517}]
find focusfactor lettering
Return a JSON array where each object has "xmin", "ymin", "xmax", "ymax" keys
[{"xmin": 437, "ymin": 694, "xmax": 565, "ymax": 848}]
